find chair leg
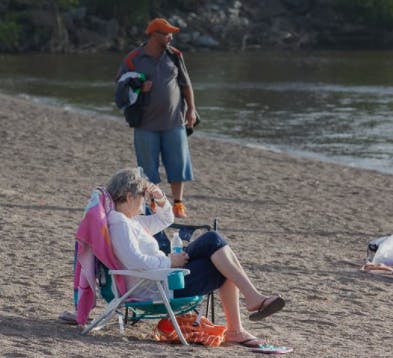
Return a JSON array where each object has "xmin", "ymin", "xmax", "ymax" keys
[
  {"xmin": 82, "ymin": 278, "xmax": 145, "ymax": 335},
  {"xmin": 156, "ymin": 282, "xmax": 189, "ymax": 346},
  {"xmin": 205, "ymin": 291, "xmax": 215, "ymax": 323},
  {"xmin": 211, "ymin": 292, "xmax": 215, "ymax": 323},
  {"xmin": 81, "ymin": 296, "xmax": 123, "ymax": 335},
  {"xmin": 124, "ymin": 307, "xmax": 129, "ymax": 324},
  {"xmin": 194, "ymin": 307, "xmax": 203, "ymax": 326},
  {"xmin": 205, "ymin": 292, "xmax": 210, "ymax": 318},
  {"xmin": 118, "ymin": 312, "xmax": 125, "ymax": 334}
]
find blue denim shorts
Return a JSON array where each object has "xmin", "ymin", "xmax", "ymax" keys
[
  {"xmin": 174, "ymin": 231, "xmax": 227, "ymax": 298},
  {"xmin": 133, "ymin": 126, "xmax": 193, "ymax": 184}
]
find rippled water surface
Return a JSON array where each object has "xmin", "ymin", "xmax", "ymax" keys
[{"xmin": 2, "ymin": 50, "xmax": 393, "ymax": 173}]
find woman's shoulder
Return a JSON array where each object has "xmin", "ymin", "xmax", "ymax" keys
[
  {"xmin": 108, "ymin": 210, "xmax": 143, "ymax": 228},
  {"xmin": 107, "ymin": 210, "xmax": 128, "ymax": 225}
]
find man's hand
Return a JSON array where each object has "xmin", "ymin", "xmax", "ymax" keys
[
  {"xmin": 141, "ymin": 80, "xmax": 153, "ymax": 92},
  {"xmin": 185, "ymin": 107, "xmax": 197, "ymax": 128}
]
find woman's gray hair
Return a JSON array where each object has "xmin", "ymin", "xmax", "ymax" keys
[{"xmin": 106, "ymin": 168, "xmax": 147, "ymax": 204}]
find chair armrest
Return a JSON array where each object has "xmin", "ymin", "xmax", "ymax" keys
[
  {"xmin": 109, "ymin": 268, "xmax": 190, "ymax": 281},
  {"xmin": 170, "ymin": 223, "xmax": 211, "ymax": 231}
]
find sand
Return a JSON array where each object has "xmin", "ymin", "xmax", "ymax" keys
[{"xmin": 0, "ymin": 92, "xmax": 392, "ymax": 357}]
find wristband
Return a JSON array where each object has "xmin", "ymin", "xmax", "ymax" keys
[{"xmin": 154, "ymin": 194, "xmax": 167, "ymax": 205}]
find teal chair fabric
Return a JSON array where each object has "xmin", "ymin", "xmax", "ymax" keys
[{"xmin": 97, "ymin": 262, "xmax": 203, "ymax": 322}]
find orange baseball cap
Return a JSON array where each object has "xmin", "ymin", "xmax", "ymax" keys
[{"xmin": 145, "ymin": 18, "xmax": 180, "ymax": 35}]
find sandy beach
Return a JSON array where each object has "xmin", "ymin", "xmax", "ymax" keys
[{"xmin": 1, "ymin": 92, "xmax": 392, "ymax": 357}]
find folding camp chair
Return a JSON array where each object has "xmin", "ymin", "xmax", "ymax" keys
[
  {"xmin": 76, "ymin": 189, "xmax": 216, "ymax": 345},
  {"xmin": 81, "ymin": 265, "xmax": 203, "ymax": 345},
  {"xmin": 81, "ymin": 224, "xmax": 218, "ymax": 344}
]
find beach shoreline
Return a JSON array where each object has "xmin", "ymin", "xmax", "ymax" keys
[
  {"xmin": 1, "ymin": 93, "xmax": 392, "ymax": 357},
  {"xmin": 14, "ymin": 90, "xmax": 393, "ymax": 177}
]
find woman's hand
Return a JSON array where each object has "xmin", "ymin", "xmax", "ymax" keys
[
  {"xmin": 145, "ymin": 183, "xmax": 167, "ymax": 206},
  {"xmin": 169, "ymin": 252, "xmax": 189, "ymax": 268}
]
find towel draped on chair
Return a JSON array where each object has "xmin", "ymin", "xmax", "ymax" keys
[{"xmin": 74, "ymin": 187, "xmax": 127, "ymax": 325}]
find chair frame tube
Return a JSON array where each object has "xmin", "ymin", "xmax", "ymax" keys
[{"xmin": 81, "ymin": 268, "xmax": 192, "ymax": 345}]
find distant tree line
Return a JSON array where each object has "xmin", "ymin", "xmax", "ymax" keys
[
  {"xmin": 1, "ymin": 0, "xmax": 393, "ymax": 52},
  {"xmin": 336, "ymin": 0, "xmax": 393, "ymax": 28},
  {"xmin": 0, "ymin": 0, "xmax": 151, "ymax": 51}
]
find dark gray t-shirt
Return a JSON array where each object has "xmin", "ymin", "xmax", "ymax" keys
[{"xmin": 119, "ymin": 47, "xmax": 192, "ymax": 131}]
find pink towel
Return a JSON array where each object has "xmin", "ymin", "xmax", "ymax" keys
[{"xmin": 74, "ymin": 187, "xmax": 126, "ymax": 325}]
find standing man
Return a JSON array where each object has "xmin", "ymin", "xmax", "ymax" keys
[{"xmin": 117, "ymin": 18, "xmax": 197, "ymax": 218}]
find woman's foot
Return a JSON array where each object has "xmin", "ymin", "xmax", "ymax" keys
[
  {"xmin": 248, "ymin": 295, "xmax": 285, "ymax": 321},
  {"xmin": 225, "ymin": 329, "xmax": 267, "ymax": 348}
]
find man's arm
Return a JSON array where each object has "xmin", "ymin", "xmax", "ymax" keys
[
  {"xmin": 171, "ymin": 49, "xmax": 197, "ymax": 127},
  {"xmin": 182, "ymin": 85, "xmax": 197, "ymax": 127}
]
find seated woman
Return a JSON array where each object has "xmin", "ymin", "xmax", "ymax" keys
[{"xmin": 106, "ymin": 168, "xmax": 285, "ymax": 347}]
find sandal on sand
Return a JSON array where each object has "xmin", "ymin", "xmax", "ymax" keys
[
  {"xmin": 250, "ymin": 344, "xmax": 294, "ymax": 354},
  {"xmin": 225, "ymin": 330, "xmax": 267, "ymax": 348},
  {"xmin": 238, "ymin": 337, "xmax": 268, "ymax": 348},
  {"xmin": 58, "ymin": 311, "xmax": 78, "ymax": 325},
  {"xmin": 249, "ymin": 296, "xmax": 285, "ymax": 321}
]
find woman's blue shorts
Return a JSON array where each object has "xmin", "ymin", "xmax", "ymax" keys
[{"xmin": 174, "ymin": 231, "xmax": 227, "ymax": 298}]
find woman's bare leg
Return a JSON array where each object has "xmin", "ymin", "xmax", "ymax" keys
[
  {"xmin": 218, "ymin": 279, "xmax": 264, "ymax": 343},
  {"xmin": 211, "ymin": 245, "xmax": 269, "ymax": 311},
  {"xmin": 218, "ymin": 279, "xmax": 242, "ymax": 332}
]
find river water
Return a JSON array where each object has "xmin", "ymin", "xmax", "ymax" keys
[{"xmin": 1, "ymin": 50, "xmax": 393, "ymax": 174}]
